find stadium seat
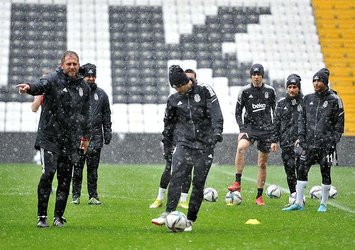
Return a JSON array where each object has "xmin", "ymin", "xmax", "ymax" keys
[
  {"xmin": 143, "ymin": 104, "xmax": 161, "ymax": 133},
  {"xmin": 313, "ymin": 0, "xmax": 355, "ymax": 135},
  {"xmin": 112, "ymin": 104, "xmax": 129, "ymax": 133},
  {"xmin": 127, "ymin": 104, "xmax": 144, "ymax": 133},
  {"xmin": 5, "ymin": 102, "xmax": 21, "ymax": 132},
  {"xmin": 0, "ymin": 102, "xmax": 5, "ymax": 132},
  {"xmin": 20, "ymin": 102, "xmax": 37, "ymax": 132}
]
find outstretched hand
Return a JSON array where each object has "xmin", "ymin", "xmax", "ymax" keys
[{"xmin": 16, "ymin": 83, "xmax": 30, "ymax": 94}]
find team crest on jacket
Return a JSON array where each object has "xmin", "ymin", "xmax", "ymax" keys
[
  {"xmin": 79, "ymin": 87, "xmax": 83, "ymax": 97},
  {"xmin": 94, "ymin": 93, "xmax": 99, "ymax": 100},
  {"xmin": 297, "ymin": 104, "xmax": 302, "ymax": 112},
  {"xmin": 323, "ymin": 101, "xmax": 328, "ymax": 108},
  {"xmin": 265, "ymin": 92, "xmax": 269, "ymax": 99},
  {"xmin": 194, "ymin": 94, "xmax": 201, "ymax": 102}
]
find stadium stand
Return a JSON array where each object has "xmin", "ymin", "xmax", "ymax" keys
[
  {"xmin": 0, "ymin": 102, "xmax": 5, "ymax": 131},
  {"xmin": 0, "ymin": 2, "xmax": 10, "ymax": 89},
  {"xmin": 0, "ymin": 0, "xmax": 353, "ymax": 135},
  {"xmin": 7, "ymin": 3, "xmax": 67, "ymax": 103},
  {"xmin": 67, "ymin": 1, "xmax": 112, "ymax": 99},
  {"xmin": 312, "ymin": 0, "xmax": 355, "ymax": 135}
]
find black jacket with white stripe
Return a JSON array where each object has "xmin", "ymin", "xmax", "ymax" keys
[
  {"xmin": 272, "ymin": 93, "xmax": 303, "ymax": 149},
  {"xmin": 87, "ymin": 83, "xmax": 112, "ymax": 150},
  {"xmin": 298, "ymin": 88, "xmax": 344, "ymax": 151},
  {"xmin": 28, "ymin": 67, "xmax": 91, "ymax": 155},
  {"xmin": 162, "ymin": 82, "xmax": 224, "ymax": 150}
]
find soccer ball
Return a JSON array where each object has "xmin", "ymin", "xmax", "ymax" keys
[
  {"xmin": 203, "ymin": 187, "xmax": 218, "ymax": 202},
  {"xmin": 309, "ymin": 185, "xmax": 322, "ymax": 199},
  {"xmin": 225, "ymin": 191, "xmax": 242, "ymax": 205},
  {"xmin": 329, "ymin": 185, "xmax": 337, "ymax": 198},
  {"xmin": 266, "ymin": 184, "xmax": 281, "ymax": 198},
  {"xmin": 165, "ymin": 211, "xmax": 187, "ymax": 232},
  {"xmin": 288, "ymin": 192, "xmax": 306, "ymax": 205}
]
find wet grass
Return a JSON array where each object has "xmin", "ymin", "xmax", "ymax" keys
[{"xmin": 0, "ymin": 163, "xmax": 354, "ymax": 249}]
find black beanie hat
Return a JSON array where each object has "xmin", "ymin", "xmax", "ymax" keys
[
  {"xmin": 169, "ymin": 65, "xmax": 189, "ymax": 88},
  {"xmin": 313, "ymin": 71, "xmax": 329, "ymax": 85},
  {"xmin": 82, "ymin": 63, "xmax": 96, "ymax": 77},
  {"xmin": 286, "ymin": 73, "xmax": 301, "ymax": 89},
  {"xmin": 318, "ymin": 68, "xmax": 330, "ymax": 77},
  {"xmin": 250, "ymin": 63, "xmax": 264, "ymax": 76}
]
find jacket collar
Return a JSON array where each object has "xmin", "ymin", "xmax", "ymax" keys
[
  {"xmin": 186, "ymin": 81, "xmax": 197, "ymax": 96},
  {"xmin": 286, "ymin": 93, "xmax": 303, "ymax": 103},
  {"xmin": 315, "ymin": 88, "xmax": 330, "ymax": 98},
  {"xmin": 251, "ymin": 82, "xmax": 264, "ymax": 89},
  {"xmin": 56, "ymin": 66, "xmax": 83, "ymax": 85}
]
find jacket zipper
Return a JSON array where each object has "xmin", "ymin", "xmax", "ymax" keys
[
  {"xmin": 187, "ymin": 97, "xmax": 196, "ymax": 139},
  {"xmin": 313, "ymin": 97, "xmax": 320, "ymax": 148}
]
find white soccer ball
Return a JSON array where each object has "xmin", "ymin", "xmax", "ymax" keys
[
  {"xmin": 329, "ymin": 185, "xmax": 338, "ymax": 198},
  {"xmin": 225, "ymin": 191, "xmax": 242, "ymax": 205},
  {"xmin": 203, "ymin": 187, "xmax": 218, "ymax": 202},
  {"xmin": 266, "ymin": 185, "xmax": 281, "ymax": 198},
  {"xmin": 288, "ymin": 192, "xmax": 306, "ymax": 205},
  {"xmin": 309, "ymin": 185, "xmax": 322, "ymax": 199},
  {"xmin": 165, "ymin": 211, "xmax": 187, "ymax": 232}
]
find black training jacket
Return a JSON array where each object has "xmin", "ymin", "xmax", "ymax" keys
[
  {"xmin": 87, "ymin": 83, "xmax": 112, "ymax": 149},
  {"xmin": 235, "ymin": 83, "xmax": 276, "ymax": 136},
  {"xmin": 162, "ymin": 82, "xmax": 224, "ymax": 150},
  {"xmin": 28, "ymin": 67, "xmax": 91, "ymax": 155},
  {"xmin": 298, "ymin": 89, "xmax": 344, "ymax": 150},
  {"xmin": 272, "ymin": 93, "xmax": 303, "ymax": 149}
]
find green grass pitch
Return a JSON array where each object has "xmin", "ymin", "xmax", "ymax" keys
[{"xmin": 0, "ymin": 163, "xmax": 354, "ymax": 249}]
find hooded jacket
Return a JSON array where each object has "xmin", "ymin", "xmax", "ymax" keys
[
  {"xmin": 272, "ymin": 93, "xmax": 303, "ymax": 149},
  {"xmin": 28, "ymin": 66, "xmax": 91, "ymax": 155},
  {"xmin": 162, "ymin": 82, "xmax": 224, "ymax": 150},
  {"xmin": 298, "ymin": 89, "xmax": 344, "ymax": 151},
  {"xmin": 87, "ymin": 83, "xmax": 112, "ymax": 150}
]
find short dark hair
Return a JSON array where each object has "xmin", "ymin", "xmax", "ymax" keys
[
  {"xmin": 61, "ymin": 50, "xmax": 79, "ymax": 64},
  {"xmin": 184, "ymin": 69, "xmax": 196, "ymax": 79}
]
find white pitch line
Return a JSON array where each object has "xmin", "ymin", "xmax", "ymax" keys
[{"xmin": 217, "ymin": 168, "xmax": 355, "ymax": 214}]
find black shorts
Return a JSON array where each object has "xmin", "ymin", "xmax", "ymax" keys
[{"xmin": 240, "ymin": 133, "xmax": 272, "ymax": 153}]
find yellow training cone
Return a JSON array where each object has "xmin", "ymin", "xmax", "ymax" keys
[{"xmin": 245, "ymin": 219, "xmax": 261, "ymax": 225}]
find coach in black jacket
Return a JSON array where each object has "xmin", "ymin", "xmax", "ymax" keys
[
  {"xmin": 71, "ymin": 63, "xmax": 112, "ymax": 205},
  {"xmin": 17, "ymin": 51, "xmax": 91, "ymax": 227},
  {"xmin": 152, "ymin": 65, "xmax": 223, "ymax": 231},
  {"xmin": 271, "ymin": 74, "xmax": 303, "ymax": 196},
  {"xmin": 283, "ymin": 69, "xmax": 344, "ymax": 212}
]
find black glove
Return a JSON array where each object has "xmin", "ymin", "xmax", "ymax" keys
[
  {"xmin": 104, "ymin": 134, "xmax": 112, "ymax": 145},
  {"xmin": 299, "ymin": 141, "xmax": 307, "ymax": 150},
  {"xmin": 213, "ymin": 133, "xmax": 223, "ymax": 144},
  {"xmin": 294, "ymin": 144, "xmax": 304, "ymax": 156},
  {"xmin": 294, "ymin": 139, "xmax": 306, "ymax": 156},
  {"xmin": 163, "ymin": 144, "xmax": 174, "ymax": 160}
]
